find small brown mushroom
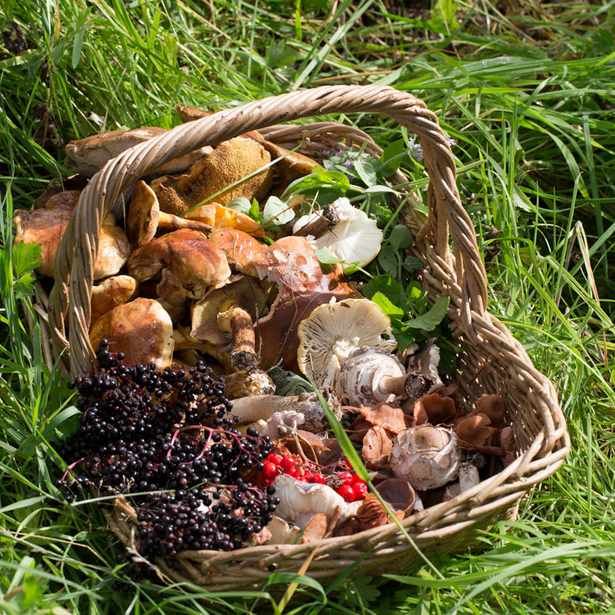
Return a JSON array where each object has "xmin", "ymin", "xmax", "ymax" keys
[
  {"xmin": 127, "ymin": 229, "xmax": 231, "ymax": 318},
  {"xmin": 412, "ymin": 393, "xmax": 457, "ymax": 426},
  {"xmin": 90, "ymin": 298, "xmax": 174, "ymax": 369},
  {"xmin": 217, "ymin": 306, "xmax": 257, "ymax": 371},
  {"xmin": 224, "ymin": 370, "xmax": 275, "ymax": 399},
  {"xmin": 454, "ymin": 413, "xmax": 499, "ymax": 449},
  {"xmin": 14, "ymin": 190, "xmax": 130, "ymax": 279},
  {"xmin": 152, "ymin": 137, "xmax": 273, "ymax": 215},
  {"xmin": 65, "ymin": 127, "xmax": 212, "ymax": 176},
  {"xmin": 90, "ymin": 275, "xmax": 137, "ymax": 324},
  {"xmin": 127, "ymin": 180, "xmax": 212, "ymax": 245},
  {"xmin": 374, "ymin": 478, "xmax": 416, "ymax": 513},
  {"xmin": 476, "ymin": 394, "xmax": 507, "ymax": 427}
]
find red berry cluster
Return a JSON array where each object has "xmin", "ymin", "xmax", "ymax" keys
[
  {"xmin": 260, "ymin": 452, "xmax": 326, "ymax": 486},
  {"xmin": 332, "ymin": 471, "xmax": 368, "ymax": 502}
]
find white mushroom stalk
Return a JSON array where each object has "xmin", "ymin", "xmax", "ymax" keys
[
  {"xmin": 294, "ymin": 198, "xmax": 383, "ymax": 268},
  {"xmin": 230, "ymin": 393, "xmax": 324, "ymax": 425}
]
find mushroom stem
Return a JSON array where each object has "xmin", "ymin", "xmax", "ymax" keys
[
  {"xmin": 230, "ymin": 394, "xmax": 319, "ymax": 424},
  {"xmin": 293, "ymin": 206, "xmax": 340, "ymax": 238},
  {"xmin": 158, "ymin": 211, "xmax": 212, "ymax": 234},
  {"xmin": 378, "ymin": 374, "xmax": 406, "ymax": 396},
  {"xmin": 217, "ymin": 306, "xmax": 257, "ymax": 371}
]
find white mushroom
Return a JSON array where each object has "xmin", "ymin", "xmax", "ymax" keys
[
  {"xmin": 296, "ymin": 298, "xmax": 397, "ymax": 390},
  {"xmin": 230, "ymin": 393, "xmax": 324, "ymax": 425},
  {"xmin": 391, "ymin": 425, "xmax": 459, "ymax": 491},
  {"xmin": 295, "ymin": 198, "xmax": 383, "ymax": 268},
  {"xmin": 443, "ymin": 462, "xmax": 481, "ymax": 500},
  {"xmin": 274, "ymin": 474, "xmax": 361, "ymax": 528}
]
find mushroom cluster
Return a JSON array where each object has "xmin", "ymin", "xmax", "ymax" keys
[{"xmin": 21, "ymin": 114, "xmax": 517, "ymax": 553}]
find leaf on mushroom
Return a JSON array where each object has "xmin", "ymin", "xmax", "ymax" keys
[{"xmin": 362, "ymin": 425, "xmax": 393, "ymax": 469}]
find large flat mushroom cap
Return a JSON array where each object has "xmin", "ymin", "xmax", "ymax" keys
[
  {"xmin": 297, "ymin": 298, "xmax": 396, "ymax": 388},
  {"xmin": 95, "ymin": 222, "xmax": 131, "ymax": 279},
  {"xmin": 153, "ymin": 137, "xmax": 273, "ymax": 215},
  {"xmin": 90, "ymin": 298, "xmax": 174, "ymax": 369},
  {"xmin": 127, "ymin": 180, "xmax": 159, "ymax": 245}
]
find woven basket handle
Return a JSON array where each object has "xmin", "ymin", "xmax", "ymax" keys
[{"xmin": 50, "ymin": 84, "xmax": 488, "ymax": 376}]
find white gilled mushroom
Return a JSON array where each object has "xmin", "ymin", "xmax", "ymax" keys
[
  {"xmin": 90, "ymin": 298, "xmax": 174, "ymax": 369},
  {"xmin": 127, "ymin": 180, "xmax": 212, "ymax": 245},
  {"xmin": 391, "ymin": 425, "xmax": 459, "ymax": 491},
  {"xmin": 443, "ymin": 462, "xmax": 480, "ymax": 501},
  {"xmin": 90, "ymin": 275, "xmax": 137, "ymax": 324},
  {"xmin": 297, "ymin": 298, "xmax": 397, "ymax": 391},
  {"xmin": 294, "ymin": 198, "xmax": 383, "ymax": 268},
  {"xmin": 65, "ymin": 127, "xmax": 212, "ymax": 176},
  {"xmin": 274, "ymin": 474, "xmax": 361, "ymax": 528},
  {"xmin": 14, "ymin": 190, "xmax": 130, "ymax": 279},
  {"xmin": 230, "ymin": 393, "xmax": 324, "ymax": 425}
]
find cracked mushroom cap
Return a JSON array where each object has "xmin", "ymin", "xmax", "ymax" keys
[
  {"xmin": 14, "ymin": 190, "xmax": 130, "ymax": 279},
  {"xmin": 90, "ymin": 275, "xmax": 137, "ymax": 324},
  {"xmin": 90, "ymin": 298, "xmax": 174, "ymax": 369},
  {"xmin": 297, "ymin": 298, "xmax": 396, "ymax": 389},
  {"xmin": 209, "ymin": 229, "xmax": 271, "ymax": 277},
  {"xmin": 152, "ymin": 137, "xmax": 273, "ymax": 216}
]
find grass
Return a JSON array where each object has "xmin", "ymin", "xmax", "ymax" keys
[{"xmin": 0, "ymin": 0, "xmax": 614, "ymax": 612}]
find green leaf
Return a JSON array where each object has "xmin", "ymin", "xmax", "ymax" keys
[
  {"xmin": 283, "ymin": 166, "xmax": 350, "ymax": 198},
  {"xmin": 12, "ymin": 242, "xmax": 41, "ymax": 277},
  {"xmin": 315, "ymin": 247, "xmax": 341, "ymax": 265},
  {"xmin": 353, "ymin": 157, "xmax": 379, "ymax": 187},
  {"xmin": 377, "ymin": 244, "xmax": 399, "ymax": 276},
  {"xmin": 248, "ymin": 198, "xmax": 262, "ymax": 223},
  {"xmin": 371, "ymin": 291, "xmax": 404, "ymax": 317},
  {"xmin": 389, "ymin": 224, "xmax": 413, "ymax": 251},
  {"xmin": 379, "ymin": 139, "xmax": 407, "ymax": 176},
  {"xmin": 403, "ymin": 255, "xmax": 423, "ymax": 273},
  {"xmin": 362, "ymin": 274, "xmax": 406, "ymax": 308},
  {"xmin": 428, "ymin": 0, "xmax": 460, "ymax": 34},
  {"xmin": 404, "ymin": 296, "xmax": 450, "ymax": 331},
  {"xmin": 266, "ymin": 41, "xmax": 300, "ymax": 68}
]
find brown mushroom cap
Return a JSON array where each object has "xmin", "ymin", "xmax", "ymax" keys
[
  {"xmin": 14, "ymin": 191, "xmax": 79, "ymax": 277},
  {"xmin": 90, "ymin": 275, "xmax": 137, "ymax": 324},
  {"xmin": 90, "ymin": 298, "xmax": 174, "ymax": 369},
  {"xmin": 127, "ymin": 180, "xmax": 159, "ymax": 245},
  {"xmin": 152, "ymin": 137, "xmax": 273, "ymax": 215},
  {"xmin": 14, "ymin": 190, "xmax": 130, "ymax": 279},
  {"xmin": 127, "ymin": 229, "xmax": 231, "ymax": 315},
  {"xmin": 260, "ymin": 140, "xmax": 319, "ymax": 184},
  {"xmin": 209, "ymin": 229, "xmax": 271, "ymax": 277}
]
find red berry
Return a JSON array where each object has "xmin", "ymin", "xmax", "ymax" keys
[
  {"xmin": 286, "ymin": 466, "xmax": 299, "ymax": 478},
  {"xmin": 337, "ymin": 484, "xmax": 355, "ymax": 502},
  {"xmin": 310, "ymin": 472, "xmax": 326, "ymax": 484},
  {"xmin": 267, "ymin": 453, "xmax": 283, "ymax": 466},
  {"xmin": 337, "ymin": 471, "xmax": 353, "ymax": 484},
  {"xmin": 352, "ymin": 481, "xmax": 368, "ymax": 500},
  {"xmin": 262, "ymin": 461, "xmax": 278, "ymax": 480},
  {"xmin": 280, "ymin": 456, "xmax": 296, "ymax": 472},
  {"xmin": 350, "ymin": 473, "xmax": 363, "ymax": 484}
]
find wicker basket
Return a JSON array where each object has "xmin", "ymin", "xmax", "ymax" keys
[{"xmin": 46, "ymin": 85, "xmax": 569, "ymax": 590}]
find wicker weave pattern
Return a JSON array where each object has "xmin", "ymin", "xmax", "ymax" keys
[{"xmin": 45, "ymin": 86, "xmax": 568, "ymax": 589}]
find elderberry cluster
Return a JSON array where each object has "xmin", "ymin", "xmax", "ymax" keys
[{"xmin": 59, "ymin": 340, "xmax": 278, "ymax": 556}]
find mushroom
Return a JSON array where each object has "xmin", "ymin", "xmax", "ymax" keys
[
  {"xmin": 259, "ymin": 140, "xmax": 319, "ymax": 185},
  {"xmin": 90, "ymin": 275, "xmax": 137, "ymax": 324},
  {"xmin": 65, "ymin": 127, "xmax": 212, "ymax": 176},
  {"xmin": 230, "ymin": 393, "xmax": 324, "ymax": 425},
  {"xmin": 274, "ymin": 474, "xmax": 361, "ymax": 529},
  {"xmin": 374, "ymin": 478, "xmax": 416, "ymax": 513},
  {"xmin": 172, "ymin": 328, "xmax": 232, "ymax": 369},
  {"xmin": 294, "ymin": 198, "xmax": 383, "ymax": 268},
  {"xmin": 443, "ymin": 462, "xmax": 480, "ymax": 500},
  {"xmin": 296, "ymin": 298, "xmax": 397, "ymax": 391},
  {"xmin": 14, "ymin": 190, "xmax": 130, "ymax": 279},
  {"xmin": 209, "ymin": 229, "xmax": 271, "ymax": 277},
  {"xmin": 255, "ymin": 286, "xmax": 357, "ymax": 370},
  {"xmin": 411, "ymin": 393, "xmax": 457, "ymax": 426},
  {"xmin": 185, "ymin": 203, "xmax": 264, "ymax": 237},
  {"xmin": 126, "ymin": 229, "xmax": 231, "ymax": 318},
  {"xmin": 127, "ymin": 180, "xmax": 212, "ymax": 245},
  {"xmin": 454, "ymin": 413, "xmax": 499, "ymax": 450},
  {"xmin": 89, "ymin": 298, "xmax": 174, "ymax": 369},
  {"xmin": 391, "ymin": 425, "xmax": 460, "ymax": 491},
  {"xmin": 190, "ymin": 276, "xmax": 269, "ymax": 347},
  {"xmin": 152, "ymin": 137, "xmax": 273, "ymax": 216},
  {"xmin": 224, "ymin": 369, "xmax": 275, "ymax": 399}
]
